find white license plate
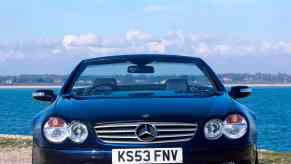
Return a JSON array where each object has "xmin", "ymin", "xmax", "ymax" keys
[{"xmin": 112, "ymin": 148, "xmax": 183, "ymax": 164}]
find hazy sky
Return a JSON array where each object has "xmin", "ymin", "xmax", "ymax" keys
[{"xmin": 0, "ymin": 0, "xmax": 291, "ymax": 75}]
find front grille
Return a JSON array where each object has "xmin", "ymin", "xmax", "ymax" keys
[{"xmin": 95, "ymin": 122, "xmax": 198, "ymax": 144}]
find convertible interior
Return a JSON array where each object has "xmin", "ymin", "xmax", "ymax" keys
[{"xmin": 72, "ymin": 78, "xmax": 215, "ymax": 97}]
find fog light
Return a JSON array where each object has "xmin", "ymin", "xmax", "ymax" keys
[
  {"xmin": 69, "ymin": 121, "xmax": 88, "ymax": 143},
  {"xmin": 204, "ymin": 119, "xmax": 223, "ymax": 140}
]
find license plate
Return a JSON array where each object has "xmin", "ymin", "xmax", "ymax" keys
[{"xmin": 112, "ymin": 148, "xmax": 183, "ymax": 164}]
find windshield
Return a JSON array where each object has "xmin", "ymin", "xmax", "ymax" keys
[{"xmin": 70, "ymin": 61, "xmax": 217, "ymax": 98}]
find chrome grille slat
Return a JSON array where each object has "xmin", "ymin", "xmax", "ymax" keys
[
  {"xmin": 95, "ymin": 124, "xmax": 137, "ymax": 129},
  {"xmin": 95, "ymin": 122, "xmax": 198, "ymax": 144},
  {"xmin": 95, "ymin": 122, "xmax": 197, "ymax": 128},
  {"xmin": 95, "ymin": 130, "xmax": 135, "ymax": 133},
  {"xmin": 156, "ymin": 133, "xmax": 195, "ymax": 138},
  {"xmin": 98, "ymin": 135, "xmax": 138, "ymax": 139},
  {"xmin": 157, "ymin": 128, "xmax": 197, "ymax": 132},
  {"xmin": 154, "ymin": 123, "xmax": 197, "ymax": 127},
  {"xmin": 98, "ymin": 138, "xmax": 193, "ymax": 144}
]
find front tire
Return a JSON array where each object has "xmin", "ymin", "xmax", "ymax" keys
[
  {"xmin": 32, "ymin": 138, "xmax": 41, "ymax": 164},
  {"xmin": 255, "ymin": 151, "xmax": 258, "ymax": 164}
]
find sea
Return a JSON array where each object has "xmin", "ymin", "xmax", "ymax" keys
[{"xmin": 0, "ymin": 87, "xmax": 291, "ymax": 152}]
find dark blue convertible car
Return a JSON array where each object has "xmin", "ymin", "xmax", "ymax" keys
[{"xmin": 32, "ymin": 54, "xmax": 257, "ymax": 164}]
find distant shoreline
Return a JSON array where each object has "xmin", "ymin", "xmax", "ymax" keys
[
  {"xmin": 0, "ymin": 85, "xmax": 61, "ymax": 89},
  {"xmin": 1, "ymin": 84, "xmax": 291, "ymax": 89},
  {"xmin": 224, "ymin": 84, "xmax": 291, "ymax": 87},
  {"xmin": 0, "ymin": 134, "xmax": 32, "ymax": 140}
]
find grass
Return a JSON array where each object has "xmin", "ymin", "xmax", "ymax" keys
[
  {"xmin": 0, "ymin": 135, "xmax": 32, "ymax": 148},
  {"xmin": 0, "ymin": 135, "xmax": 290, "ymax": 164},
  {"xmin": 259, "ymin": 151, "xmax": 291, "ymax": 164}
]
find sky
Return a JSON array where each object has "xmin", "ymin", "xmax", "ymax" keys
[{"xmin": 0, "ymin": 0, "xmax": 291, "ymax": 75}]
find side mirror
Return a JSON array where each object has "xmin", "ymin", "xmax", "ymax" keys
[
  {"xmin": 32, "ymin": 89, "xmax": 56, "ymax": 102},
  {"xmin": 229, "ymin": 86, "xmax": 252, "ymax": 99}
]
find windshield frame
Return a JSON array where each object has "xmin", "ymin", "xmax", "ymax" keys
[{"xmin": 60, "ymin": 55, "xmax": 226, "ymax": 96}]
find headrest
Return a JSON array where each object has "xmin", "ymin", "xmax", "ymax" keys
[{"xmin": 165, "ymin": 79, "xmax": 189, "ymax": 92}]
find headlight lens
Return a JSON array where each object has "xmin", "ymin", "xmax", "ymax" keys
[
  {"xmin": 68, "ymin": 121, "xmax": 88, "ymax": 143},
  {"xmin": 223, "ymin": 114, "xmax": 248, "ymax": 139},
  {"xmin": 204, "ymin": 119, "xmax": 223, "ymax": 140},
  {"xmin": 43, "ymin": 117, "xmax": 68, "ymax": 143}
]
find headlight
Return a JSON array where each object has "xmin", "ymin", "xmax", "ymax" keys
[
  {"xmin": 68, "ymin": 121, "xmax": 88, "ymax": 143},
  {"xmin": 43, "ymin": 117, "xmax": 69, "ymax": 143},
  {"xmin": 204, "ymin": 119, "xmax": 223, "ymax": 140},
  {"xmin": 223, "ymin": 114, "xmax": 248, "ymax": 139}
]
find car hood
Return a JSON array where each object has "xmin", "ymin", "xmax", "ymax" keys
[{"xmin": 52, "ymin": 94, "xmax": 238, "ymax": 123}]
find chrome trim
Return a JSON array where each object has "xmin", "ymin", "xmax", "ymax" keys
[
  {"xmin": 95, "ymin": 129, "xmax": 136, "ymax": 133},
  {"xmin": 157, "ymin": 128, "xmax": 197, "ymax": 132},
  {"xmin": 156, "ymin": 133, "xmax": 195, "ymax": 138},
  {"xmin": 135, "ymin": 124, "xmax": 157, "ymax": 142},
  {"xmin": 32, "ymin": 92, "xmax": 45, "ymax": 97},
  {"xmin": 98, "ymin": 138, "xmax": 193, "ymax": 144},
  {"xmin": 98, "ymin": 135, "xmax": 137, "ymax": 139},
  {"xmin": 95, "ymin": 122, "xmax": 198, "ymax": 144},
  {"xmin": 94, "ymin": 122, "xmax": 197, "ymax": 128},
  {"xmin": 95, "ymin": 123, "xmax": 137, "ymax": 129},
  {"xmin": 240, "ymin": 88, "xmax": 252, "ymax": 93}
]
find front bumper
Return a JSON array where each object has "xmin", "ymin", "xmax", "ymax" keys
[{"xmin": 33, "ymin": 144, "xmax": 257, "ymax": 164}]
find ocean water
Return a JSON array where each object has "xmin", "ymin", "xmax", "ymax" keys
[{"xmin": 0, "ymin": 87, "xmax": 291, "ymax": 152}]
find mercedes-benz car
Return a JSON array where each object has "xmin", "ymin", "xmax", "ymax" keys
[{"xmin": 32, "ymin": 54, "xmax": 257, "ymax": 164}]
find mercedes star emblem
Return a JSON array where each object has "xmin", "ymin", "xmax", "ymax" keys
[{"xmin": 135, "ymin": 124, "xmax": 157, "ymax": 142}]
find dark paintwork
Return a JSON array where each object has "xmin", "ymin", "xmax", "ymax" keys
[{"xmin": 32, "ymin": 54, "xmax": 257, "ymax": 164}]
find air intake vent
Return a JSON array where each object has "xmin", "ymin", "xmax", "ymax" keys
[{"xmin": 95, "ymin": 122, "xmax": 198, "ymax": 144}]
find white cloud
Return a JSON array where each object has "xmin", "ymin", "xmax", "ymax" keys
[
  {"xmin": 1, "ymin": 30, "xmax": 291, "ymax": 65},
  {"xmin": 0, "ymin": 50, "xmax": 25, "ymax": 62},
  {"xmin": 147, "ymin": 41, "xmax": 166, "ymax": 53},
  {"xmin": 193, "ymin": 42, "xmax": 211, "ymax": 56},
  {"xmin": 2, "ymin": 30, "xmax": 291, "ymax": 74},
  {"xmin": 51, "ymin": 49, "xmax": 62, "ymax": 54},
  {"xmin": 88, "ymin": 47, "xmax": 118, "ymax": 54},
  {"xmin": 287, "ymin": 43, "xmax": 291, "ymax": 53},
  {"xmin": 126, "ymin": 29, "xmax": 152, "ymax": 42},
  {"xmin": 205, "ymin": 0, "xmax": 254, "ymax": 6},
  {"xmin": 214, "ymin": 44, "xmax": 231, "ymax": 54},
  {"xmin": 143, "ymin": 5, "xmax": 168, "ymax": 12},
  {"xmin": 63, "ymin": 33, "xmax": 99, "ymax": 49},
  {"xmin": 164, "ymin": 30, "xmax": 185, "ymax": 48}
]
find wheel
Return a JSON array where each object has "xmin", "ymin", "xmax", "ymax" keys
[
  {"xmin": 255, "ymin": 151, "xmax": 259, "ymax": 164},
  {"xmin": 32, "ymin": 138, "xmax": 41, "ymax": 164}
]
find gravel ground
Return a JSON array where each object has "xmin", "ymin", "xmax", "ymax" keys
[
  {"xmin": 1, "ymin": 135, "xmax": 291, "ymax": 164},
  {"xmin": 0, "ymin": 148, "xmax": 31, "ymax": 164},
  {"xmin": 0, "ymin": 135, "xmax": 32, "ymax": 164},
  {"xmin": 1, "ymin": 147, "xmax": 291, "ymax": 164}
]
